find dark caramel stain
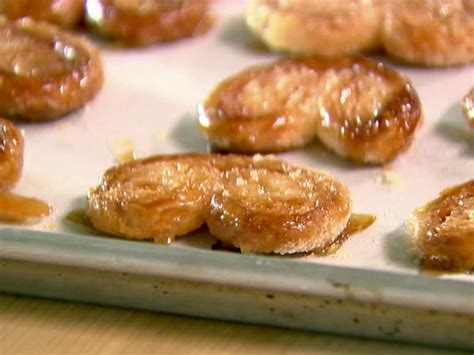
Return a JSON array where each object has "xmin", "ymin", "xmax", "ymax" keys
[
  {"xmin": 66, "ymin": 208, "xmax": 92, "ymax": 228},
  {"xmin": 420, "ymin": 259, "xmax": 473, "ymax": 276},
  {"xmin": 312, "ymin": 213, "xmax": 377, "ymax": 256},
  {"xmin": 211, "ymin": 239, "xmax": 240, "ymax": 253},
  {"xmin": 0, "ymin": 192, "xmax": 51, "ymax": 221},
  {"xmin": 246, "ymin": 39, "xmax": 270, "ymax": 54}
]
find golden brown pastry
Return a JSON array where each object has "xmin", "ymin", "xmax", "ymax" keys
[
  {"xmin": 87, "ymin": 153, "xmax": 353, "ymax": 254},
  {"xmin": 382, "ymin": 0, "xmax": 474, "ymax": 66},
  {"xmin": 246, "ymin": 0, "xmax": 384, "ymax": 57},
  {"xmin": 207, "ymin": 154, "xmax": 352, "ymax": 254},
  {"xmin": 408, "ymin": 179, "xmax": 474, "ymax": 272},
  {"xmin": 198, "ymin": 57, "xmax": 422, "ymax": 164},
  {"xmin": 0, "ymin": 0, "xmax": 84, "ymax": 29},
  {"xmin": 462, "ymin": 87, "xmax": 474, "ymax": 127},
  {"xmin": 0, "ymin": 117, "xmax": 23, "ymax": 191},
  {"xmin": 85, "ymin": 0, "xmax": 209, "ymax": 46},
  {"xmin": 0, "ymin": 17, "xmax": 103, "ymax": 122},
  {"xmin": 87, "ymin": 154, "xmax": 219, "ymax": 244}
]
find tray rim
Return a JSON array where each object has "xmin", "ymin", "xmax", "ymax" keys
[{"xmin": 1, "ymin": 228, "xmax": 472, "ymax": 316}]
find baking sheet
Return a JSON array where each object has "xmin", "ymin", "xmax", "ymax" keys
[{"xmin": 1, "ymin": 2, "xmax": 473, "ymax": 299}]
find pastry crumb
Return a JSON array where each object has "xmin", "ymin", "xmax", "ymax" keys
[
  {"xmin": 108, "ymin": 138, "xmax": 136, "ymax": 164},
  {"xmin": 376, "ymin": 167, "xmax": 404, "ymax": 186}
]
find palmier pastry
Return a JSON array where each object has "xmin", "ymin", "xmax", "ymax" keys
[
  {"xmin": 198, "ymin": 57, "xmax": 422, "ymax": 164},
  {"xmin": 85, "ymin": 0, "xmax": 209, "ymax": 46},
  {"xmin": 408, "ymin": 179, "xmax": 474, "ymax": 271},
  {"xmin": 0, "ymin": 17, "xmax": 103, "ymax": 121},
  {"xmin": 87, "ymin": 153, "xmax": 353, "ymax": 255}
]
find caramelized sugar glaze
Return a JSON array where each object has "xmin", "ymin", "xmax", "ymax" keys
[
  {"xmin": 408, "ymin": 180, "xmax": 474, "ymax": 272},
  {"xmin": 85, "ymin": 0, "xmax": 210, "ymax": 46},
  {"xmin": 0, "ymin": 117, "xmax": 50, "ymax": 220},
  {"xmin": 87, "ymin": 154, "xmax": 360, "ymax": 255},
  {"xmin": 0, "ymin": 192, "xmax": 51, "ymax": 221},
  {"xmin": 0, "ymin": 17, "xmax": 103, "ymax": 121},
  {"xmin": 199, "ymin": 57, "xmax": 422, "ymax": 164},
  {"xmin": 0, "ymin": 0, "xmax": 85, "ymax": 29}
]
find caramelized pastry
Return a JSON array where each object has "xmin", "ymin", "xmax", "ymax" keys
[
  {"xmin": 0, "ymin": 17, "xmax": 103, "ymax": 122},
  {"xmin": 408, "ymin": 179, "xmax": 474, "ymax": 272},
  {"xmin": 87, "ymin": 154, "xmax": 354, "ymax": 254},
  {"xmin": 246, "ymin": 0, "xmax": 384, "ymax": 57},
  {"xmin": 85, "ymin": 0, "xmax": 209, "ymax": 46},
  {"xmin": 87, "ymin": 154, "xmax": 219, "ymax": 243},
  {"xmin": 462, "ymin": 87, "xmax": 474, "ymax": 128},
  {"xmin": 0, "ymin": 117, "xmax": 23, "ymax": 191},
  {"xmin": 383, "ymin": 0, "xmax": 474, "ymax": 66},
  {"xmin": 0, "ymin": 0, "xmax": 84, "ymax": 29},
  {"xmin": 207, "ymin": 154, "xmax": 352, "ymax": 254},
  {"xmin": 199, "ymin": 58, "xmax": 422, "ymax": 164}
]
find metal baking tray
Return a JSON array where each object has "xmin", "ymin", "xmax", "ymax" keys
[{"xmin": 1, "ymin": 3, "xmax": 473, "ymax": 350}]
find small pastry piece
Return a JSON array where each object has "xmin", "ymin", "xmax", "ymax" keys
[
  {"xmin": 85, "ymin": 0, "xmax": 209, "ymax": 46},
  {"xmin": 0, "ymin": 0, "xmax": 84, "ymax": 29},
  {"xmin": 408, "ymin": 179, "xmax": 474, "ymax": 271},
  {"xmin": 0, "ymin": 17, "xmax": 103, "ymax": 122},
  {"xmin": 198, "ymin": 59, "xmax": 322, "ymax": 153},
  {"xmin": 313, "ymin": 57, "xmax": 422, "ymax": 164},
  {"xmin": 246, "ymin": 0, "xmax": 384, "ymax": 57},
  {"xmin": 0, "ymin": 117, "xmax": 23, "ymax": 191},
  {"xmin": 383, "ymin": 0, "xmax": 474, "ymax": 66},
  {"xmin": 199, "ymin": 57, "xmax": 422, "ymax": 164},
  {"xmin": 462, "ymin": 87, "xmax": 474, "ymax": 128},
  {"xmin": 207, "ymin": 155, "xmax": 352, "ymax": 254},
  {"xmin": 87, "ymin": 154, "xmax": 219, "ymax": 243}
]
